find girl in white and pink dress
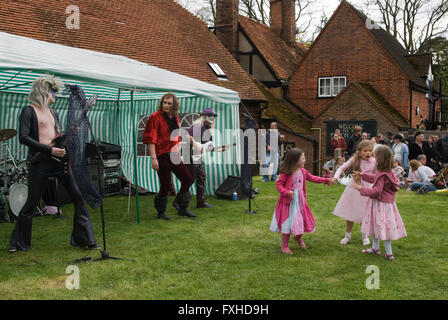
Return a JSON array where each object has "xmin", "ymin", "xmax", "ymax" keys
[
  {"xmin": 353, "ymin": 145, "xmax": 407, "ymax": 261},
  {"xmin": 270, "ymin": 148, "xmax": 332, "ymax": 255},
  {"xmin": 333, "ymin": 140, "xmax": 376, "ymax": 245}
]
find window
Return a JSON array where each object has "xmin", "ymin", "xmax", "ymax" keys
[
  {"xmin": 332, "ymin": 77, "xmax": 346, "ymax": 96},
  {"xmin": 319, "ymin": 77, "xmax": 332, "ymax": 97},
  {"xmin": 208, "ymin": 62, "xmax": 228, "ymax": 81},
  {"xmin": 318, "ymin": 76, "xmax": 347, "ymax": 97}
]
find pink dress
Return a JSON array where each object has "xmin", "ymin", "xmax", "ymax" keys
[
  {"xmin": 360, "ymin": 172, "xmax": 407, "ymax": 240},
  {"xmin": 270, "ymin": 169, "xmax": 329, "ymax": 236},
  {"xmin": 333, "ymin": 157, "xmax": 376, "ymax": 223}
]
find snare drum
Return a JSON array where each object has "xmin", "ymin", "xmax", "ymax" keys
[{"xmin": 8, "ymin": 182, "xmax": 28, "ymax": 216}]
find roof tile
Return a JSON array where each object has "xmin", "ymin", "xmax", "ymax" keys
[{"xmin": 0, "ymin": 0, "xmax": 265, "ymax": 101}]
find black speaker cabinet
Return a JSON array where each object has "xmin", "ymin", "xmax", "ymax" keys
[{"xmin": 215, "ymin": 176, "xmax": 247, "ymax": 200}]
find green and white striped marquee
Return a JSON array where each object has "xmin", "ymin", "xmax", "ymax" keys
[
  {"xmin": 0, "ymin": 74, "xmax": 241, "ymax": 196},
  {"xmin": 0, "ymin": 32, "xmax": 242, "ymax": 221}
]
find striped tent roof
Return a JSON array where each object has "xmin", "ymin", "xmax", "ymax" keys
[{"xmin": 0, "ymin": 31, "xmax": 240, "ymax": 104}]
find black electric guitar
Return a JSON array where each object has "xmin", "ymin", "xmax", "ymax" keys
[{"xmin": 29, "ymin": 133, "xmax": 69, "ymax": 174}]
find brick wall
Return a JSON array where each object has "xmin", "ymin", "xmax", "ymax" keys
[
  {"xmin": 313, "ymin": 84, "xmax": 402, "ymax": 160},
  {"xmin": 288, "ymin": 2, "xmax": 413, "ymax": 123}
]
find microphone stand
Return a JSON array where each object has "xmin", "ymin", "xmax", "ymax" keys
[{"xmin": 86, "ymin": 117, "xmax": 122, "ymax": 262}]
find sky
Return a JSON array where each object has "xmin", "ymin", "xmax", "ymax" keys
[{"xmin": 176, "ymin": 0, "xmax": 448, "ymax": 45}]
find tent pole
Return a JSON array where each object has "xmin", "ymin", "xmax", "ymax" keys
[
  {"xmin": 131, "ymin": 90, "xmax": 141, "ymax": 223},
  {"xmin": 116, "ymin": 89, "xmax": 121, "ymax": 145}
]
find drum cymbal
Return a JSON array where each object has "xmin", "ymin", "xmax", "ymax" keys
[{"xmin": 0, "ymin": 129, "xmax": 17, "ymax": 142}]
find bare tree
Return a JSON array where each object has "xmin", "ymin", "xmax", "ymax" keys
[{"xmin": 366, "ymin": 0, "xmax": 448, "ymax": 53}]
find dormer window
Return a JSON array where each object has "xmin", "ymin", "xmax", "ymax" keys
[
  {"xmin": 208, "ymin": 62, "xmax": 228, "ymax": 81},
  {"xmin": 318, "ymin": 76, "xmax": 347, "ymax": 97}
]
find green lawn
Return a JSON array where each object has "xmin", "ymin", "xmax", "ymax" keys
[{"xmin": 0, "ymin": 179, "xmax": 447, "ymax": 300}]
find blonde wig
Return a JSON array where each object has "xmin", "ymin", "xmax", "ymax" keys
[{"xmin": 29, "ymin": 75, "xmax": 64, "ymax": 107}]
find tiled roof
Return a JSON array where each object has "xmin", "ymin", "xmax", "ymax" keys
[
  {"xmin": 405, "ymin": 54, "xmax": 432, "ymax": 78},
  {"xmin": 238, "ymin": 16, "xmax": 306, "ymax": 80},
  {"xmin": 0, "ymin": 0, "xmax": 265, "ymax": 101},
  {"xmin": 254, "ymin": 81, "xmax": 312, "ymax": 134}
]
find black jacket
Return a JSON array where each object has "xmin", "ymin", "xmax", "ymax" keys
[
  {"xmin": 346, "ymin": 134, "xmax": 361, "ymax": 156},
  {"xmin": 19, "ymin": 105, "xmax": 60, "ymax": 157},
  {"xmin": 408, "ymin": 141, "xmax": 430, "ymax": 161}
]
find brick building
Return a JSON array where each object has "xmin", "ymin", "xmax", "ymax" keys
[
  {"xmin": 287, "ymin": 0, "xmax": 441, "ymax": 157},
  {"xmin": 215, "ymin": 0, "xmax": 317, "ymax": 173},
  {"xmin": 0, "ymin": 0, "xmax": 267, "ymax": 143}
]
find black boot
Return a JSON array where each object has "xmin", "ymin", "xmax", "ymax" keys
[
  {"xmin": 176, "ymin": 192, "xmax": 197, "ymax": 218},
  {"xmin": 154, "ymin": 196, "xmax": 170, "ymax": 220}
]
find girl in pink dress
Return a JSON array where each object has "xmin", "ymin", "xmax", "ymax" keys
[
  {"xmin": 333, "ymin": 140, "xmax": 376, "ymax": 246},
  {"xmin": 270, "ymin": 148, "xmax": 333, "ymax": 255},
  {"xmin": 353, "ymin": 145, "xmax": 407, "ymax": 261}
]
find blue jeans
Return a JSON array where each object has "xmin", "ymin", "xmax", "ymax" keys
[
  {"xmin": 262, "ymin": 152, "xmax": 279, "ymax": 181},
  {"xmin": 410, "ymin": 182, "xmax": 437, "ymax": 192}
]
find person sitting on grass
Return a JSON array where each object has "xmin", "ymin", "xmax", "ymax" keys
[
  {"xmin": 392, "ymin": 160, "xmax": 406, "ymax": 188},
  {"xmin": 409, "ymin": 159, "xmax": 437, "ymax": 192},
  {"xmin": 406, "ymin": 159, "xmax": 422, "ymax": 190},
  {"xmin": 270, "ymin": 148, "xmax": 335, "ymax": 255}
]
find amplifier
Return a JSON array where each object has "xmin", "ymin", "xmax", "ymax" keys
[
  {"xmin": 86, "ymin": 141, "xmax": 121, "ymax": 160},
  {"xmin": 88, "ymin": 162, "xmax": 121, "ymax": 197}
]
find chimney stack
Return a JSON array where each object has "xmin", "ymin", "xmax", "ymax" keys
[
  {"xmin": 215, "ymin": 0, "xmax": 239, "ymax": 59},
  {"xmin": 270, "ymin": 0, "xmax": 296, "ymax": 46}
]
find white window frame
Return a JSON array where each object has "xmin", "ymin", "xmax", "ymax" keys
[
  {"xmin": 318, "ymin": 77, "xmax": 332, "ymax": 97},
  {"xmin": 318, "ymin": 76, "xmax": 347, "ymax": 97},
  {"xmin": 332, "ymin": 76, "xmax": 347, "ymax": 96}
]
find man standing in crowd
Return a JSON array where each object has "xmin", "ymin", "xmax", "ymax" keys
[
  {"xmin": 346, "ymin": 126, "xmax": 362, "ymax": 157},
  {"xmin": 262, "ymin": 122, "xmax": 285, "ymax": 182},
  {"xmin": 361, "ymin": 132, "xmax": 369, "ymax": 141},
  {"xmin": 405, "ymin": 128, "xmax": 416, "ymax": 145},
  {"xmin": 330, "ymin": 128, "xmax": 347, "ymax": 157},
  {"xmin": 408, "ymin": 131, "xmax": 430, "ymax": 161}
]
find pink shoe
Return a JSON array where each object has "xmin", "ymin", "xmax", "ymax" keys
[
  {"xmin": 294, "ymin": 236, "xmax": 307, "ymax": 249},
  {"xmin": 384, "ymin": 254, "xmax": 395, "ymax": 261},
  {"xmin": 362, "ymin": 248, "xmax": 381, "ymax": 255},
  {"xmin": 281, "ymin": 247, "xmax": 293, "ymax": 255}
]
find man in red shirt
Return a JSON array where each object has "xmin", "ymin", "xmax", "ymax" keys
[
  {"xmin": 330, "ymin": 128, "xmax": 347, "ymax": 157},
  {"xmin": 144, "ymin": 93, "xmax": 196, "ymax": 220}
]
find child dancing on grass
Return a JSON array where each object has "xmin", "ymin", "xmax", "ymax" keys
[
  {"xmin": 270, "ymin": 148, "xmax": 335, "ymax": 255},
  {"xmin": 353, "ymin": 145, "xmax": 407, "ymax": 261},
  {"xmin": 333, "ymin": 140, "xmax": 376, "ymax": 246}
]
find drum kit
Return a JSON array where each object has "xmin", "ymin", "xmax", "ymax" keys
[{"xmin": 0, "ymin": 129, "xmax": 29, "ymax": 222}]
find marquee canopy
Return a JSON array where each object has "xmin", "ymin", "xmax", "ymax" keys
[{"xmin": 0, "ymin": 31, "xmax": 240, "ymax": 104}]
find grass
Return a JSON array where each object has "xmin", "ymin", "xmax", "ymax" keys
[{"xmin": 0, "ymin": 179, "xmax": 447, "ymax": 300}]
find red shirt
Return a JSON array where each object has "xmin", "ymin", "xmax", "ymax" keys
[
  {"xmin": 330, "ymin": 136, "xmax": 347, "ymax": 156},
  {"xmin": 144, "ymin": 110, "xmax": 180, "ymax": 156}
]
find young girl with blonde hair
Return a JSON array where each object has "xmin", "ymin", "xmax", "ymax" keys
[{"xmin": 333, "ymin": 140, "xmax": 376, "ymax": 245}]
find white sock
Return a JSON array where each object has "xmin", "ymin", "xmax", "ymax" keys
[
  {"xmin": 372, "ymin": 237, "xmax": 380, "ymax": 251},
  {"xmin": 345, "ymin": 232, "xmax": 351, "ymax": 238},
  {"xmin": 362, "ymin": 233, "xmax": 368, "ymax": 240},
  {"xmin": 383, "ymin": 240, "xmax": 393, "ymax": 255}
]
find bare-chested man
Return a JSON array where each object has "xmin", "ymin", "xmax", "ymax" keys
[{"xmin": 8, "ymin": 75, "xmax": 99, "ymax": 252}]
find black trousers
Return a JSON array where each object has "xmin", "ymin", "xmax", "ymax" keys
[
  {"xmin": 9, "ymin": 160, "xmax": 96, "ymax": 251},
  {"xmin": 186, "ymin": 163, "xmax": 206, "ymax": 206}
]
